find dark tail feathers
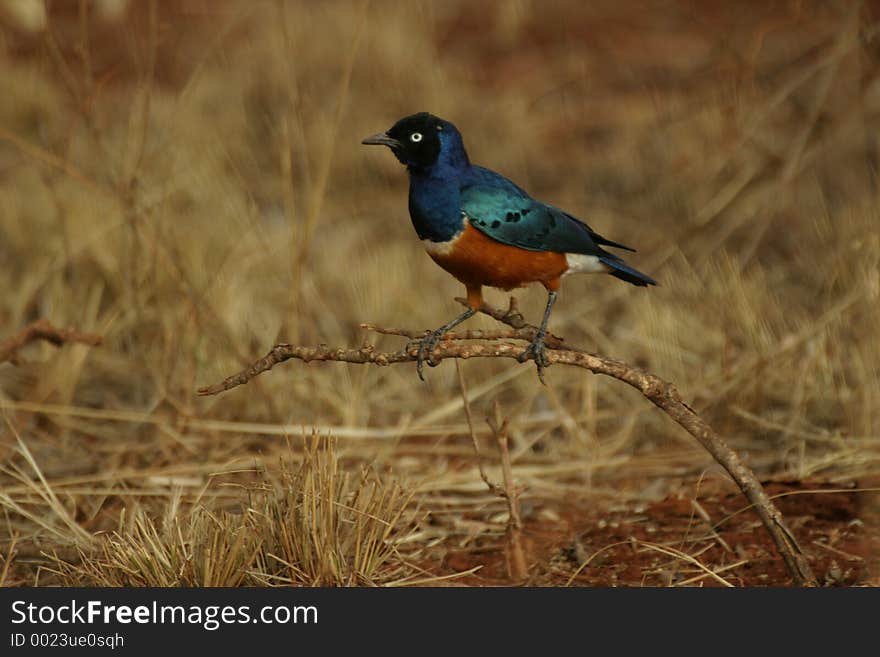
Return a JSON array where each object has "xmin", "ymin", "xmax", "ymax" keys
[{"xmin": 599, "ymin": 256, "xmax": 657, "ymax": 287}]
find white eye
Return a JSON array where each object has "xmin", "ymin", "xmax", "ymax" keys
[{"xmin": 410, "ymin": 132, "xmax": 423, "ymax": 142}]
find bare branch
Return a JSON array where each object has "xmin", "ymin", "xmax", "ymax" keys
[
  {"xmin": 488, "ymin": 401, "xmax": 528, "ymax": 581},
  {"xmin": 197, "ymin": 299, "xmax": 818, "ymax": 586},
  {"xmin": 361, "ymin": 322, "xmax": 541, "ymax": 343},
  {"xmin": 455, "ymin": 361, "xmax": 501, "ymax": 496},
  {"xmin": 0, "ymin": 320, "xmax": 103, "ymax": 366}
]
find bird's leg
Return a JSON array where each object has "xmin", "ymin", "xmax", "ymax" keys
[
  {"xmin": 414, "ymin": 308, "xmax": 476, "ymax": 381},
  {"xmin": 518, "ymin": 290, "xmax": 557, "ymax": 383}
]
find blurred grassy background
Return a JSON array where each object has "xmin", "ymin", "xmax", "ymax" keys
[{"xmin": 0, "ymin": 0, "xmax": 878, "ymax": 585}]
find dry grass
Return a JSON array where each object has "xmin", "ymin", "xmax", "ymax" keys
[
  {"xmin": 0, "ymin": 0, "xmax": 878, "ymax": 586},
  {"xmin": 50, "ymin": 436, "xmax": 419, "ymax": 587}
]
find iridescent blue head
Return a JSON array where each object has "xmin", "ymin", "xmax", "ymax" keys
[{"xmin": 362, "ymin": 112, "xmax": 469, "ymax": 174}]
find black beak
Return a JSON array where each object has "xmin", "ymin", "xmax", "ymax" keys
[{"xmin": 361, "ymin": 132, "xmax": 401, "ymax": 148}]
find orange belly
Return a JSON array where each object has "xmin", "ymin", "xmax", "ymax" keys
[{"xmin": 427, "ymin": 222, "xmax": 566, "ymax": 293}]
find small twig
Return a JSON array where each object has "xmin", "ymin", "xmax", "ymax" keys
[
  {"xmin": 198, "ymin": 298, "xmax": 818, "ymax": 586},
  {"xmin": 487, "ymin": 401, "xmax": 528, "ymax": 581},
  {"xmin": 810, "ymin": 540, "xmax": 863, "ymax": 563},
  {"xmin": 690, "ymin": 499, "xmax": 733, "ymax": 554},
  {"xmin": 635, "ymin": 540, "xmax": 735, "ymax": 588},
  {"xmin": 0, "ymin": 320, "xmax": 103, "ymax": 366},
  {"xmin": 453, "ymin": 297, "xmax": 566, "ymax": 347},
  {"xmin": 454, "ymin": 361, "xmax": 500, "ymax": 495}
]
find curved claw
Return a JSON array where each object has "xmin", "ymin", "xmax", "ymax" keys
[
  {"xmin": 518, "ymin": 335, "xmax": 550, "ymax": 384},
  {"xmin": 415, "ymin": 330, "xmax": 444, "ymax": 381},
  {"xmin": 411, "ymin": 307, "xmax": 477, "ymax": 382}
]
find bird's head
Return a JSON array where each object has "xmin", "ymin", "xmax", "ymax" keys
[{"xmin": 362, "ymin": 112, "xmax": 468, "ymax": 173}]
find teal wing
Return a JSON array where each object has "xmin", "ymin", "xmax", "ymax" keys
[
  {"xmin": 460, "ymin": 184, "xmax": 656, "ymax": 286},
  {"xmin": 460, "ymin": 185, "xmax": 634, "ymax": 255}
]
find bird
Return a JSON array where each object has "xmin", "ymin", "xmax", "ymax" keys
[{"xmin": 362, "ymin": 112, "xmax": 656, "ymax": 381}]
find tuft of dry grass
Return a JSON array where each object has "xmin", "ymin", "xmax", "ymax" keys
[
  {"xmin": 51, "ymin": 437, "xmax": 420, "ymax": 587},
  {"xmin": 53, "ymin": 503, "xmax": 259, "ymax": 587},
  {"xmin": 249, "ymin": 436, "xmax": 419, "ymax": 586}
]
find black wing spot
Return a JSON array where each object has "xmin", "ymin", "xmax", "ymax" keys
[
  {"xmin": 491, "ymin": 220, "xmax": 501, "ymax": 228},
  {"xmin": 521, "ymin": 207, "xmax": 531, "ymax": 216},
  {"xmin": 505, "ymin": 211, "xmax": 521, "ymax": 223}
]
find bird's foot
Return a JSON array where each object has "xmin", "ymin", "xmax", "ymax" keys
[
  {"xmin": 411, "ymin": 329, "xmax": 446, "ymax": 381},
  {"xmin": 518, "ymin": 333, "xmax": 550, "ymax": 384},
  {"xmin": 407, "ymin": 308, "xmax": 477, "ymax": 382}
]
